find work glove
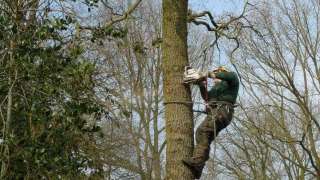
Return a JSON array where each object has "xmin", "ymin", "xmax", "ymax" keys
[{"xmin": 183, "ymin": 68, "xmax": 207, "ymax": 84}]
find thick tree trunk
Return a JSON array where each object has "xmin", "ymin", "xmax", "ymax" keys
[{"xmin": 162, "ymin": 1, "xmax": 194, "ymax": 179}]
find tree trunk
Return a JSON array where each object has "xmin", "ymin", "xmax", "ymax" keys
[{"xmin": 162, "ymin": 1, "xmax": 194, "ymax": 179}]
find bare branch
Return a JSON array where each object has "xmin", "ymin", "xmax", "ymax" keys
[
  {"xmin": 105, "ymin": 0, "xmax": 142, "ymax": 28},
  {"xmin": 80, "ymin": 0, "xmax": 142, "ymax": 30},
  {"xmin": 188, "ymin": 10, "xmax": 218, "ymax": 28}
]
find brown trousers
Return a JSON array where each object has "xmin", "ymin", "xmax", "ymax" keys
[{"xmin": 193, "ymin": 104, "xmax": 234, "ymax": 164}]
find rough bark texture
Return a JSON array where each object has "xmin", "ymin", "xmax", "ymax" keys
[{"xmin": 162, "ymin": 1, "xmax": 194, "ymax": 179}]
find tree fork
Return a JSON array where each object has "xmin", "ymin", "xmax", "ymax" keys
[{"xmin": 162, "ymin": 0, "xmax": 194, "ymax": 179}]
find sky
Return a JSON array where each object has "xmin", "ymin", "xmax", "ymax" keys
[
  {"xmin": 188, "ymin": 0, "xmax": 247, "ymax": 69},
  {"xmin": 188, "ymin": 0, "xmax": 248, "ymax": 100},
  {"xmin": 189, "ymin": 0, "xmax": 246, "ymax": 14}
]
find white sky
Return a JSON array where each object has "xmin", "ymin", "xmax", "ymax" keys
[{"xmin": 189, "ymin": 0, "xmax": 245, "ymax": 14}]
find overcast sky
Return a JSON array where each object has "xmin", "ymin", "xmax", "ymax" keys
[{"xmin": 189, "ymin": 0, "xmax": 245, "ymax": 14}]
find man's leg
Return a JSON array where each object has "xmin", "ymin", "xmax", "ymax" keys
[
  {"xmin": 193, "ymin": 105, "xmax": 233, "ymax": 163},
  {"xmin": 183, "ymin": 105, "xmax": 234, "ymax": 178},
  {"xmin": 182, "ymin": 116, "xmax": 212, "ymax": 179}
]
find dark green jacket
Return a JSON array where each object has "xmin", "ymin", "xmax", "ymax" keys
[{"xmin": 199, "ymin": 71, "xmax": 239, "ymax": 104}]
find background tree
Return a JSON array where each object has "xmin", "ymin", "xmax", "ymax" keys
[
  {"xmin": 204, "ymin": 0, "xmax": 320, "ymax": 179},
  {"xmin": 87, "ymin": 1, "xmax": 166, "ymax": 179},
  {"xmin": 0, "ymin": 0, "xmax": 105, "ymax": 178},
  {"xmin": 0, "ymin": 0, "xmax": 141, "ymax": 179}
]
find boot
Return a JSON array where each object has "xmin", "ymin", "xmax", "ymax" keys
[
  {"xmin": 182, "ymin": 157, "xmax": 205, "ymax": 167},
  {"xmin": 182, "ymin": 157, "xmax": 205, "ymax": 179},
  {"xmin": 182, "ymin": 144, "xmax": 209, "ymax": 179}
]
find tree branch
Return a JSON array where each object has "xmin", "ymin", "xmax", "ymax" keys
[
  {"xmin": 80, "ymin": 0, "xmax": 142, "ymax": 30},
  {"xmin": 105, "ymin": 0, "xmax": 142, "ymax": 28},
  {"xmin": 188, "ymin": 0, "xmax": 255, "ymax": 56}
]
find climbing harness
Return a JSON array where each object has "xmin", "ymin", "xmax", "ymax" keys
[{"xmin": 163, "ymin": 100, "xmax": 237, "ymax": 115}]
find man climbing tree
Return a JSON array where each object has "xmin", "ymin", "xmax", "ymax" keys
[
  {"xmin": 182, "ymin": 66, "xmax": 240, "ymax": 179},
  {"xmin": 162, "ymin": 0, "xmax": 249, "ymax": 179}
]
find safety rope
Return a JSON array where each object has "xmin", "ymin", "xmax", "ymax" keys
[{"xmin": 163, "ymin": 100, "xmax": 230, "ymax": 108}]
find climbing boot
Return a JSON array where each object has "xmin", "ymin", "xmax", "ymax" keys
[
  {"xmin": 182, "ymin": 157, "xmax": 205, "ymax": 167},
  {"xmin": 182, "ymin": 157, "xmax": 204, "ymax": 179}
]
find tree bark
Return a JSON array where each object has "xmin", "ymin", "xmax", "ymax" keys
[{"xmin": 162, "ymin": 1, "xmax": 194, "ymax": 179}]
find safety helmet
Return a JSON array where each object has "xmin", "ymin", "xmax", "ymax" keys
[{"xmin": 213, "ymin": 66, "xmax": 229, "ymax": 72}]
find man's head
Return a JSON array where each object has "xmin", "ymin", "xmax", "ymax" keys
[
  {"xmin": 210, "ymin": 66, "xmax": 228, "ymax": 83},
  {"xmin": 213, "ymin": 66, "xmax": 229, "ymax": 73}
]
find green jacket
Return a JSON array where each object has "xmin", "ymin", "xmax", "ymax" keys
[{"xmin": 199, "ymin": 71, "xmax": 239, "ymax": 104}]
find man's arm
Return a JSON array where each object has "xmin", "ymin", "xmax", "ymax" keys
[
  {"xmin": 197, "ymin": 80, "xmax": 208, "ymax": 101},
  {"xmin": 208, "ymin": 71, "xmax": 237, "ymax": 84}
]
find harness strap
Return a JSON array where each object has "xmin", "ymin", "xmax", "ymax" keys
[
  {"xmin": 208, "ymin": 100, "xmax": 238, "ymax": 107},
  {"xmin": 204, "ymin": 77, "xmax": 209, "ymax": 112}
]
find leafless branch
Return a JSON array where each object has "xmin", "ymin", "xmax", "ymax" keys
[
  {"xmin": 109, "ymin": 0, "xmax": 142, "ymax": 24},
  {"xmin": 81, "ymin": 0, "xmax": 142, "ymax": 31}
]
